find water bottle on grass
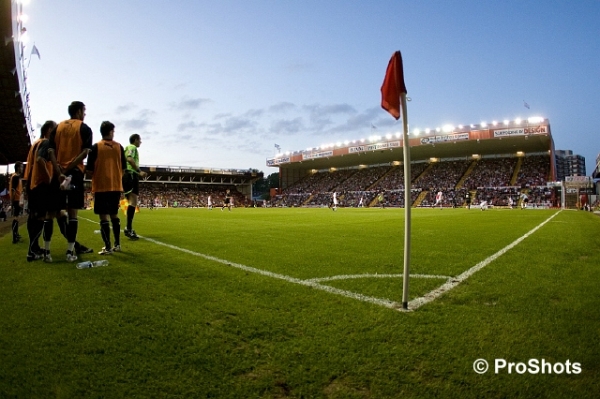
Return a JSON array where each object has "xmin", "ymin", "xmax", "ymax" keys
[{"xmin": 76, "ymin": 260, "xmax": 109, "ymax": 269}]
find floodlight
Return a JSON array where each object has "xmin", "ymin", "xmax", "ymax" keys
[{"xmin": 528, "ymin": 116, "xmax": 544, "ymax": 124}]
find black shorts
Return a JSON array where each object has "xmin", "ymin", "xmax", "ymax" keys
[
  {"xmin": 46, "ymin": 178, "xmax": 63, "ymax": 213},
  {"xmin": 94, "ymin": 192, "xmax": 121, "ymax": 215},
  {"xmin": 60, "ymin": 169, "xmax": 85, "ymax": 210},
  {"xmin": 11, "ymin": 201, "xmax": 22, "ymax": 217},
  {"xmin": 27, "ymin": 184, "xmax": 50, "ymax": 217},
  {"xmin": 122, "ymin": 172, "xmax": 139, "ymax": 196}
]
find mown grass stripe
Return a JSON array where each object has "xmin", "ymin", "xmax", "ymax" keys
[{"xmin": 408, "ymin": 210, "xmax": 562, "ymax": 310}]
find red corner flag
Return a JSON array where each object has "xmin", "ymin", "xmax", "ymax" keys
[{"xmin": 381, "ymin": 51, "xmax": 407, "ymax": 120}]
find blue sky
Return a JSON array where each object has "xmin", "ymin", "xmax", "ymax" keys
[{"xmin": 22, "ymin": 0, "xmax": 600, "ymax": 175}]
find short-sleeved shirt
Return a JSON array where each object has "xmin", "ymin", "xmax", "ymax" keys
[{"xmin": 124, "ymin": 144, "xmax": 139, "ymax": 174}]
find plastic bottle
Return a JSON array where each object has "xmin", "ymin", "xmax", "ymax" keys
[
  {"xmin": 76, "ymin": 260, "xmax": 109, "ymax": 269},
  {"xmin": 60, "ymin": 175, "xmax": 72, "ymax": 190}
]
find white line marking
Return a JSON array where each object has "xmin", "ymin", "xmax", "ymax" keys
[
  {"xmin": 80, "ymin": 217, "xmax": 402, "ymax": 309},
  {"xmin": 408, "ymin": 210, "xmax": 563, "ymax": 310},
  {"xmin": 81, "ymin": 211, "xmax": 560, "ymax": 312},
  {"xmin": 142, "ymin": 236, "xmax": 403, "ymax": 309},
  {"xmin": 306, "ymin": 273, "xmax": 451, "ymax": 283}
]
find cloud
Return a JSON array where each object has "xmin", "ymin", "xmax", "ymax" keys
[
  {"xmin": 115, "ymin": 103, "xmax": 136, "ymax": 114},
  {"xmin": 171, "ymin": 97, "xmax": 212, "ymax": 111},
  {"xmin": 302, "ymin": 103, "xmax": 357, "ymax": 131},
  {"xmin": 269, "ymin": 117, "xmax": 304, "ymax": 135},
  {"xmin": 326, "ymin": 106, "xmax": 382, "ymax": 134},
  {"xmin": 222, "ymin": 116, "xmax": 257, "ymax": 133},
  {"xmin": 214, "ymin": 113, "xmax": 231, "ymax": 120},
  {"xmin": 244, "ymin": 108, "xmax": 264, "ymax": 118},
  {"xmin": 269, "ymin": 102, "xmax": 296, "ymax": 113},
  {"xmin": 122, "ymin": 108, "xmax": 156, "ymax": 130},
  {"xmin": 178, "ymin": 121, "xmax": 200, "ymax": 131}
]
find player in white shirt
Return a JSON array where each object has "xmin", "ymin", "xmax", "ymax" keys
[
  {"xmin": 207, "ymin": 195, "xmax": 213, "ymax": 210},
  {"xmin": 520, "ymin": 193, "xmax": 529, "ymax": 209},
  {"xmin": 331, "ymin": 192, "xmax": 338, "ymax": 211},
  {"xmin": 480, "ymin": 200, "xmax": 489, "ymax": 211},
  {"xmin": 433, "ymin": 190, "xmax": 443, "ymax": 209}
]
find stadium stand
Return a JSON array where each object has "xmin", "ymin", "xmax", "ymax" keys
[{"xmin": 269, "ymin": 153, "xmax": 555, "ymax": 208}]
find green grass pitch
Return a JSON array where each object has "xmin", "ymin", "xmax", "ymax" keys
[{"xmin": 1, "ymin": 207, "xmax": 599, "ymax": 398}]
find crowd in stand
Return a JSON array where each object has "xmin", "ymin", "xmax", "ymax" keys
[
  {"xmin": 463, "ymin": 158, "xmax": 518, "ymax": 189},
  {"xmin": 415, "ymin": 160, "xmax": 471, "ymax": 191},
  {"xmin": 83, "ymin": 185, "xmax": 251, "ymax": 209},
  {"xmin": 71, "ymin": 155, "xmax": 561, "ymax": 210},
  {"xmin": 516, "ymin": 155, "xmax": 550, "ymax": 187},
  {"xmin": 272, "ymin": 155, "xmax": 557, "ymax": 208}
]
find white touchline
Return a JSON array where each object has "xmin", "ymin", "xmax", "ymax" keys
[
  {"xmin": 407, "ymin": 210, "xmax": 563, "ymax": 310},
  {"xmin": 81, "ymin": 211, "xmax": 561, "ymax": 312}
]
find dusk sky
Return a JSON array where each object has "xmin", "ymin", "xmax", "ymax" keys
[{"xmin": 22, "ymin": 0, "xmax": 600, "ymax": 175}]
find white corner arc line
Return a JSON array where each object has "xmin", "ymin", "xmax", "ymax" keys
[
  {"xmin": 408, "ymin": 210, "xmax": 563, "ymax": 310},
  {"xmin": 80, "ymin": 211, "xmax": 560, "ymax": 312},
  {"xmin": 141, "ymin": 236, "xmax": 402, "ymax": 309},
  {"xmin": 81, "ymin": 217, "xmax": 399, "ymax": 308},
  {"xmin": 306, "ymin": 273, "xmax": 451, "ymax": 283}
]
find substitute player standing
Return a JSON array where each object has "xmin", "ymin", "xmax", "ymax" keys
[
  {"xmin": 48, "ymin": 101, "xmax": 93, "ymax": 262},
  {"xmin": 22, "ymin": 122, "xmax": 56, "ymax": 261},
  {"xmin": 86, "ymin": 121, "xmax": 126, "ymax": 255},
  {"xmin": 122, "ymin": 134, "xmax": 147, "ymax": 240}
]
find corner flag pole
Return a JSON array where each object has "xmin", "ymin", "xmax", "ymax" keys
[
  {"xmin": 380, "ymin": 51, "xmax": 411, "ymax": 310},
  {"xmin": 400, "ymin": 92, "xmax": 411, "ymax": 310}
]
